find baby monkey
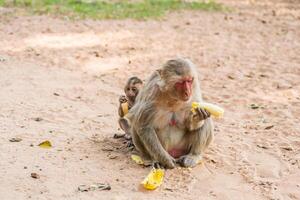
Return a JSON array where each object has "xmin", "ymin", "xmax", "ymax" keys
[{"xmin": 114, "ymin": 76, "xmax": 143, "ymax": 140}]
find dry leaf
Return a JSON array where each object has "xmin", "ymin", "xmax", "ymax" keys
[
  {"xmin": 250, "ymin": 104, "xmax": 260, "ymax": 109},
  {"xmin": 31, "ymin": 173, "xmax": 40, "ymax": 179},
  {"xmin": 265, "ymin": 125, "xmax": 274, "ymax": 130},
  {"xmin": 227, "ymin": 75, "xmax": 235, "ymax": 80},
  {"xmin": 9, "ymin": 138, "xmax": 22, "ymax": 142},
  {"xmin": 108, "ymin": 154, "xmax": 118, "ymax": 159},
  {"xmin": 131, "ymin": 155, "xmax": 144, "ymax": 165},
  {"xmin": 281, "ymin": 146, "xmax": 293, "ymax": 151},
  {"xmin": 38, "ymin": 140, "xmax": 52, "ymax": 149},
  {"xmin": 257, "ymin": 144, "xmax": 268, "ymax": 149},
  {"xmin": 101, "ymin": 147, "xmax": 114, "ymax": 152},
  {"xmin": 33, "ymin": 117, "xmax": 43, "ymax": 122},
  {"xmin": 78, "ymin": 183, "xmax": 111, "ymax": 192}
]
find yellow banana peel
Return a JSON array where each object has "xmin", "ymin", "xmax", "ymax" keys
[
  {"xmin": 142, "ymin": 168, "xmax": 165, "ymax": 190},
  {"xmin": 131, "ymin": 155, "xmax": 144, "ymax": 165},
  {"xmin": 191, "ymin": 102, "xmax": 224, "ymax": 118}
]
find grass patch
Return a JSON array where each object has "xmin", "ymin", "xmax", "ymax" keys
[{"xmin": 0, "ymin": 0, "xmax": 224, "ymax": 19}]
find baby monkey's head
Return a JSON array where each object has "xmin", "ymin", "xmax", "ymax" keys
[{"xmin": 124, "ymin": 76, "xmax": 143, "ymax": 103}]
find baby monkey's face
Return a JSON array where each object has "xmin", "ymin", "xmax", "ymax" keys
[{"xmin": 125, "ymin": 82, "xmax": 142, "ymax": 103}]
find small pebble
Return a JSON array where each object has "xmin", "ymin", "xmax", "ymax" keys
[
  {"xmin": 9, "ymin": 138, "xmax": 22, "ymax": 142},
  {"xmin": 31, "ymin": 173, "xmax": 40, "ymax": 179},
  {"xmin": 33, "ymin": 117, "xmax": 43, "ymax": 122}
]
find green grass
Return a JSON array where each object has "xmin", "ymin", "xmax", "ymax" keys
[{"xmin": 0, "ymin": 0, "xmax": 224, "ymax": 20}]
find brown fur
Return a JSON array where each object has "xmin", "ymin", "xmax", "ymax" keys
[
  {"xmin": 115, "ymin": 77, "xmax": 143, "ymax": 140},
  {"xmin": 129, "ymin": 58, "xmax": 213, "ymax": 168}
]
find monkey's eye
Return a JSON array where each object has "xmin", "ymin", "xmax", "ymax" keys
[
  {"xmin": 187, "ymin": 79, "xmax": 193, "ymax": 84},
  {"xmin": 132, "ymin": 88, "xmax": 137, "ymax": 92}
]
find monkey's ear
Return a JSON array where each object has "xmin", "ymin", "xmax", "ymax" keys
[
  {"xmin": 156, "ymin": 69, "xmax": 165, "ymax": 90},
  {"xmin": 156, "ymin": 69, "xmax": 163, "ymax": 77},
  {"xmin": 157, "ymin": 79, "xmax": 165, "ymax": 90}
]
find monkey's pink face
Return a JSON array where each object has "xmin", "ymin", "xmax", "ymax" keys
[{"xmin": 174, "ymin": 77, "xmax": 193, "ymax": 101}]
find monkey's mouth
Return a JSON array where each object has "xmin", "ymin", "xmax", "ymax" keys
[
  {"xmin": 182, "ymin": 97, "xmax": 190, "ymax": 101},
  {"xmin": 128, "ymin": 96, "xmax": 136, "ymax": 102},
  {"xmin": 182, "ymin": 90, "xmax": 192, "ymax": 101},
  {"xmin": 182, "ymin": 94, "xmax": 191, "ymax": 101}
]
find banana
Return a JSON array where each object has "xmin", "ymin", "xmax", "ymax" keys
[{"xmin": 191, "ymin": 102, "xmax": 224, "ymax": 118}]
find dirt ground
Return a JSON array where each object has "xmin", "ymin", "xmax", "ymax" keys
[{"xmin": 0, "ymin": 0, "xmax": 299, "ymax": 199}]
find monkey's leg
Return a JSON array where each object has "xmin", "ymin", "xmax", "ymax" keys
[
  {"xmin": 136, "ymin": 127, "xmax": 176, "ymax": 169},
  {"xmin": 115, "ymin": 118, "xmax": 132, "ymax": 139},
  {"xmin": 131, "ymin": 128, "xmax": 153, "ymax": 166},
  {"xmin": 179, "ymin": 118, "xmax": 214, "ymax": 168}
]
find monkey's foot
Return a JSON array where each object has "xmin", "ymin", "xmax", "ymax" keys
[
  {"xmin": 124, "ymin": 139, "xmax": 134, "ymax": 148},
  {"xmin": 177, "ymin": 155, "xmax": 202, "ymax": 168},
  {"xmin": 124, "ymin": 133, "xmax": 132, "ymax": 140},
  {"xmin": 153, "ymin": 162, "xmax": 163, "ymax": 169}
]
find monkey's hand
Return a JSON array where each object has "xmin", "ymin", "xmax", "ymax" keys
[
  {"xmin": 162, "ymin": 158, "xmax": 176, "ymax": 169},
  {"xmin": 159, "ymin": 154, "xmax": 176, "ymax": 169},
  {"xmin": 192, "ymin": 107, "xmax": 210, "ymax": 122},
  {"xmin": 186, "ymin": 108, "xmax": 210, "ymax": 131},
  {"xmin": 119, "ymin": 95, "xmax": 127, "ymax": 103}
]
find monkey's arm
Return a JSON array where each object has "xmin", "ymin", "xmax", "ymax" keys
[
  {"xmin": 137, "ymin": 127, "xmax": 175, "ymax": 169},
  {"xmin": 189, "ymin": 118, "xmax": 214, "ymax": 155},
  {"xmin": 178, "ymin": 118, "xmax": 214, "ymax": 167}
]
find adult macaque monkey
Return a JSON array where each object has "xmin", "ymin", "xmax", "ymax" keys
[{"xmin": 129, "ymin": 58, "xmax": 213, "ymax": 169}]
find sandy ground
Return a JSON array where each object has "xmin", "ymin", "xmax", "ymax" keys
[{"xmin": 0, "ymin": 0, "xmax": 299, "ymax": 199}]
